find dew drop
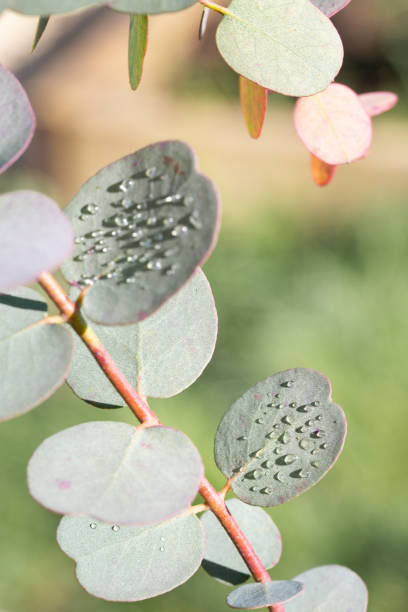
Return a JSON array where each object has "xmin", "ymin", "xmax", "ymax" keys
[
  {"xmin": 276, "ymin": 403, "xmax": 283, "ymax": 410},
  {"xmin": 158, "ymin": 194, "xmax": 183, "ymax": 204},
  {"xmin": 137, "ymin": 202, "xmax": 148, "ymax": 210},
  {"xmin": 154, "ymin": 232, "xmax": 164, "ymax": 242},
  {"xmin": 112, "ymin": 525, "xmax": 120, "ymax": 532},
  {"xmin": 291, "ymin": 469, "xmax": 310, "ymax": 479},
  {"xmin": 140, "ymin": 238, "xmax": 152, "ymax": 248},
  {"xmin": 84, "ymin": 203, "xmax": 99, "ymax": 215},
  {"xmin": 131, "ymin": 229, "xmax": 144, "ymax": 240},
  {"xmin": 237, "ymin": 436, "xmax": 248, "ymax": 441},
  {"xmin": 311, "ymin": 448, "xmax": 319, "ymax": 455},
  {"xmin": 273, "ymin": 446, "xmax": 282, "ymax": 455},
  {"xmin": 305, "ymin": 420, "xmax": 315, "ymax": 427},
  {"xmin": 245, "ymin": 469, "xmax": 262, "ymax": 480},
  {"xmin": 299, "ymin": 439, "xmax": 314, "ymax": 451},
  {"xmin": 166, "ymin": 264, "xmax": 179, "ymax": 276},
  {"xmin": 255, "ymin": 418, "xmax": 264, "ymax": 424},
  {"xmin": 282, "ymin": 454, "xmax": 298, "ymax": 465},
  {"xmin": 183, "ymin": 195, "xmax": 194, "ymax": 206},
  {"xmin": 279, "ymin": 432, "xmax": 290, "ymax": 444},
  {"xmin": 120, "ymin": 178, "xmax": 136, "ymax": 191},
  {"xmin": 312, "ymin": 430, "xmax": 324, "ymax": 439},
  {"xmin": 171, "ymin": 224, "xmax": 188, "ymax": 237},
  {"xmin": 297, "ymin": 426, "xmax": 309, "ymax": 433},
  {"xmin": 74, "ymin": 237, "xmax": 84, "ymax": 244},
  {"xmin": 125, "ymin": 277, "xmax": 137, "ymax": 284},
  {"xmin": 126, "ymin": 255, "xmax": 137, "ymax": 263},
  {"xmin": 162, "ymin": 216, "xmax": 175, "ymax": 227},
  {"xmin": 189, "ymin": 213, "xmax": 202, "ymax": 229},
  {"xmin": 260, "ymin": 487, "xmax": 272, "ymax": 494},
  {"xmin": 274, "ymin": 472, "xmax": 285, "ymax": 482},
  {"xmin": 160, "ymin": 536, "xmax": 165, "ymax": 542},
  {"xmin": 273, "ymin": 424, "xmax": 281, "ymax": 430},
  {"xmin": 297, "ymin": 405, "xmax": 310, "ymax": 413},
  {"xmin": 249, "ymin": 486, "xmax": 258, "ymax": 492},
  {"xmin": 90, "ymin": 230, "xmax": 103, "ymax": 238},
  {"xmin": 311, "ymin": 400, "xmax": 320, "ymax": 407},
  {"xmin": 114, "ymin": 215, "xmax": 129, "ymax": 227},
  {"xmin": 147, "ymin": 260, "xmax": 162, "ymax": 271},
  {"xmin": 320, "ymin": 443, "xmax": 328, "ymax": 449},
  {"xmin": 147, "ymin": 216, "xmax": 158, "ymax": 226},
  {"xmin": 289, "ymin": 402, "xmax": 297, "ymax": 408},
  {"xmin": 281, "ymin": 380, "xmax": 294, "ymax": 388},
  {"xmin": 145, "ymin": 167, "xmax": 157, "ymax": 179},
  {"xmin": 282, "ymin": 415, "xmax": 293, "ymax": 425},
  {"xmin": 262, "ymin": 460, "xmax": 274, "ymax": 469},
  {"xmin": 89, "ymin": 522, "xmax": 97, "ymax": 529},
  {"xmin": 121, "ymin": 197, "xmax": 133, "ymax": 209},
  {"xmin": 109, "ymin": 229, "xmax": 122, "ymax": 237},
  {"xmin": 159, "ymin": 546, "xmax": 165, "ymax": 552},
  {"xmin": 265, "ymin": 431, "xmax": 276, "ymax": 439},
  {"xmin": 311, "ymin": 461, "xmax": 320, "ymax": 468}
]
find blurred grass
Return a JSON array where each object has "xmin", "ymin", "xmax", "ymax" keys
[{"xmin": 1, "ymin": 191, "xmax": 408, "ymax": 611}]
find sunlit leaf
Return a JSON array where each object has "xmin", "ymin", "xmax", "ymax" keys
[
  {"xmin": 284, "ymin": 565, "xmax": 368, "ymax": 611},
  {"xmin": 201, "ymin": 499, "xmax": 281, "ymax": 586},
  {"xmin": 215, "ymin": 0, "xmax": 343, "ymax": 97},
  {"xmin": 57, "ymin": 513, "xmax": 204, "ymax": 601},
  {"xmin": 67, "ymin": 269, "xmax": 217, "ymax": 406},
  {"xmin": 111, "ymin": 0, "xmax": 196, "ymax": 14},
  {"xmin": 311, "ymin": 0, "xmax": 352, "ymax": 17},
  {"xmin": 214, "ymin": 368, "xmax": 346, "ymax": 507},
  {"xmin": 0, "ymin": 287, "xmax": 73, "ymax": 421},
  {"xmin": 0, "ymin": 191, "xmax": 74, "ymax": 291},
  {"xmin": 61, "ymin": 141, "xmax": 220, "ymax": 325},
  {"xmin": 28, "ymin": 422, "xmax": 203, "ymax": 525},
  {"xmin": 227, "ymin": 581, "xmax": 304, "ymax": 609},
  {"xmin": 32, "ymin": 16, "xmax": 50, "ymax": 51},
  {"xmin": 359, "ymin": 91, "xmax": 398, "ymax": 117},
  {"xmin": 239, "ymin": 77, "xmax": 267, "ymax": 139},
  {"xmin": 310, "ymin": 153, "xmax": 337, "ymax": 187},
  {"xmin": 0, "ymin": 65, "xmax": 35, "ymax": 173},
  {"xmin": 294, "ymin": 83, "xmax": 372, "ymax": 164},
  {"xmin": 128, "ymin": 14, "xmax": 148, "ymax": 91}
]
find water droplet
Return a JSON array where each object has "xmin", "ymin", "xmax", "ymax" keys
[
  {"xmin": 145, "ymin": 167, "xmax": 157, "ymax": 179},
  {"xmin": 274, "ymin": 472, "xmax": 285, "ymax": 482},
  {"xmin": 291, "ymin": 469, "xmax": 310, "ymax": 479},
  {"xmin": 273, "ymin": 424, "xmax": 281, "ymax": 430},
  {"xmin": 89, "ymin": 522, "xmax": 97, "ymax": 529},
  {"xmin": 74, "ymin": 237, "xmax": 84, "ymax": 244},
  {"xmin": 320, "ymin": 443, "xmax": 328, "ymax": 449},
  {"xmin": 316, "ymin": 415, "xmax": 323, "ymax": 421},
  {"xmin": 147, "ymin": 216, "xmax": 158, "ymax": 226},
  {"xmin": 125, "ymin": 277, "xmax": 137, "ymax": 284},
  {"xmin": 137, "ymin": 202, "xmax": 148, "ymax": 210},
  {"xmin": 189, "ymin": 213, "xmax": 202, "ymax": 229},
  {"xmin": 279, "ymin": 432, "xmax": 290, "ymax": 444},
  {"xmin": 160, "ymin": 536, "xmax": 165, "ymax": 542},
  {"xmin": 305, "ymin": 419, "xmax": 314, "ymax": 427},
  {"xmin": 157, "ymin": 194, "xmax": 183, "ymax": 205},
  {"xmin": 311, "ymin": 400, "xmax": 320, "ymax": 407},
  {"xmin": 311, "ymin": 461, "xmax": 320, "ymax": 468},
  {"xmin": 237, "ymin": 436, "xmax": 248, "ymax": 441},
  {"xmin": 140, "ymin": 238, "xmax": 152, "ymax": 248},
  {"xmin": 147, "ymin": 260, "xmax": 163, "ymax": 271},
  {"xmin": 79, "ymin": 214, "xmax": 86, "ymax": 221},
  {"xmin": 121, "ymin": 197, "xmax": 133, "ymax": 209},
  {"xmin": 281, "ymin": 380, "xmax": 294, "ymax": 388},
  {"xmin": 262, "ymin": 460, "xmax": 274, "ymax": 469},
  {"xmin": 297, "ymin": 426, "xmax": 309, "ymax": 434},
  {"xmin": 282, "ymin": 415, "xmax": 293, "ymax": 425},
  {"xmin": 120, "ymin": 178, "xmax": 136, "ymax": 192},
  {"xmin": 112, "ymin": 525, "xmax": 120, "ymax": 532},
  {"xmin": 131, "ymin": 229, "xmax": 144, "ymax": 240},
  {"xmin": 245, "ymin": 469, "xmax": 262, "ymax": 480},
  {"xmin": 249, "ymin": 486, "xmax": 258, "ymax": 492},
  {"xmin": 154, "ymin": 233, "xmax": 164, "ymax": 242},
  {"xmin": 84, "ymin": 203, "xmax": 99, "ymax": 215},
  {"xmin": 297, "ymin": 405, "xmax": 310, "ymax": 413},
  {"xmin": 311, "ymin": 448, "xmax": 319, "ymax": 455},
  {"xmin": 273, "ymin": 446, "xmax": 282, "ymax": 455},
  {"xmin": 184, "ymin": 195, "xmax": 194, "ymax": 206},
  {"xmin": 109, "ymin": 229, "xmax": 122, "ymax": 237},
  {"xmin": 114, "ymin": 215, "xmax": 129, "ymax": 227},
  {"xmin": 282, "ymin": 454, "xmax": 298, "ymax": 465},
  {"xmin": 265, "ymin": 431, "xmax": 276, "ymax": 440},
  {"xmin": 162, "ymin": 216, "xmax": 175, "ymax": 227},
  {"xmin": 126, "ymin": 255, "xmax": 137, "ymax": 263},
  {"xmin": 159, "ymin": 546, "xmax": 165, "ymax": 552},
  {"xmin": 289, "ymin": 402, "xmax": 297, "ymax": 408},
  {"xmin": 171, "ymin": 225, "xmax": 188, "ymax": 237},
  {"xmin": 299, "ymin": 439, "xmax": 314, "ymax": 451},
  {"xmin": 90, "ymin": 230, "xmax": 103, "ymax": 238},
  {"xmin": 312, "ymin": 430, "xmax": 324, "ymax": 439},
  {"xmin": 276, "ymin": 403, "xmax": 283, "ymax": 410},
  {"xmin": 260, "ymin": 487, "xmax": 272, "ymax": 494},
  {"xmin": 255, "ymin": 418, "xmax": 264, "ymax": 424}
]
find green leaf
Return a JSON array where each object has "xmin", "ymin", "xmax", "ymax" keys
[
  {"xmin": 227, "ymin": 581, "xmax": 304, "ymax": 609},
  {"xmin": 215, "ymin": 0, "xmax": 343, "ymax": 97},
  {"xmin": 57, "ymin": 513, "xmax": 204, "ymax": 601},
  {"xmin": 311, "ymin": 1, "xmax": 352, "ymax": 17},
  {"xmin": 0, "ymin": 191, "xmax": 74, "ymax": 291},
  {"xmin": 0, "ymin": 65, "xmax": 35, "ymax": 173},
  {"xmin": 201, "ymin": 499, "xmax": 281, "ymax": 586},
  {"xmin": 32, "ymin": 16, "xmax": 50, "ymax": 51},
  {"xmin": 284, "ymin": 565, "xmax": 368, "ymax": 611},
  {"xmin": 28, "ymin": 422, "xmax": 203, "ymax": 525},
  {"xmin": 214, "ymin": 368, "xmax": 346, "ymax": 507},
  {"xmin": 111, "ymin": 0, "xmax": 196, "ymax": 15},
  {"xmin": 128, "ymin": 14, "xmax": 148, "ymax": 91},
  {"xmin": 67, "ymin": 269, "xmax": 217, "ymax": 406},
  {"xmin": 4, "ymin": 1, "xmax": 97, "ymax": 14},
  {"xmin": 239, "ymin": 76, "xmax": 267, "ymax": 139},
  {"xmin": 60, "ymin": 141, "xmax": 219, "ymax": 325},
  {"xmin": 0, "ymin": 287, "xmax": 73, "ymax": 421}
]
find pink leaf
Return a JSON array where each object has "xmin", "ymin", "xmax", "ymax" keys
[
  {"xmin": 294, "ymin": 83, "xmax": 372, "ymax": 165},
  {"xmin": 359, "ymin": 91, "xmax": 398, "ymax": 117}
]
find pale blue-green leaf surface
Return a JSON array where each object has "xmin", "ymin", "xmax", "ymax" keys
[
  {"xmin": 214, "ymin": 369, "xmax": 346, "ymax": 507},
  {"xmin": 111, "ymin": 0, "xmax": 196, "ymax": 14},
  {"xmin": 57, "ymin": 513, "xmax": 204, "ymax": 601},
  {"xmin": 0, "ymin": 287, "xmax": 73, "ymax": 421},
  {"xmin": 0, "ymin": 190, "xmax": 74, "ymax": 291},
  {"xmin": 311, "ymin": 1, "xmax": 352, "ymax": 17},
  {"xmin": 67, "ymin": 269, "xmax": 217, "ymax": 405},
  {"xmin": 201, "ymin": 499, "xmax": 281, "ymax": 585},
  {"xmin": 28, "ymin": 422, "xmax": 203, "ymax": 525},
  {"xmin": 284, "ymin": 565, "xmax": 368, "ymax": 611},
  {"xmin": 3, "ymin": 1, "xmax": 98, "ymax": 14},
  {"xmin": 61, "ymin": 141, "xmax": 220, "ymax": 325},
  {"xmin": 0, "ymin": 65, "xmax": 35, "ymax": 173},
  {"xmin": 215, "ymin": 0, "xmax": 343, "ymax": 97},
  {"xmin": 227, "ymin": 581, "xmax": 304, "ymax": 609}
]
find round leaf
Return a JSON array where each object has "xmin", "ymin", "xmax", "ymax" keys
[
  {"xmin": 226, "ymin": 581, "xmax": 304, "ymax": 609},
  {"xmin": 214, "ymin": 368, "xmax": 347, "ymax": 507},
  {"xmin": 294, "ymin": 83, "xmax": 372, "ymax": 165},
  {"xmin": 27, "ymin": 422, "xmax": 204, "ymax": 525},
  {"xmin": 4, "ymin": 1, "xmax": 98, "ymax": 14},
  {"xmin": 61, "ymin": 141, "xmax": 220, "ymax": 325},
  {"xmin": 0, "ymin": 190, "xmax": 74, "ymax": 291},
  {"xmin": 112, "ymin": 0, "xmax": 196, "ymax": 14},
  {"xmin": 67, "ymin": 269, "xmax": 217, "ymax": 405},
  {"xmin": 359, "ymin": 91, "xmax": 398, "ymax": 117},
  {"xmin": 311, "ymin": 0, "xmax": 352, "ymax": 17},
  {"xmin": 215, "ymin": 0, "xmax": 343, "ymax": 97},
  {"xmin": 0, "ymin": 64, "xmax": 35, "ymax": 173},
  {"xmin": 0, "ymin": 287, "xmax": 73, "ymax": 421},
  {"xmin": 284, "ymin": 565, "xmax": 368, "ymax": 612},
  {"xmin": 201, "ymin": 499, "xmax": 281, "ymax": 586},
  {"xmin": 57, "ymin": 513, "xmax": 204, "ymax": 601}
]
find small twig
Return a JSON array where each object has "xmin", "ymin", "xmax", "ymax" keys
[{"xmin": 199, "ymin": 0, "xmax": 232, "ymax": 17}]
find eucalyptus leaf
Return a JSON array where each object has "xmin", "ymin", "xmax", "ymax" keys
[
  {"xmin": 67, "ymin": 269, "xmax": 217, "ymax": 405},
  {"xmin": 215, "ymin": 0, "xmax": 343, "ymax": 97},
  {"xmin": 284, "ymin": 565, "xmax": 368, "ymax": 612},
  {"xmin": 201, "ymin": 499, "xmax": 281, "ymax": 586},
  {"xmin": 57, "ymin": 513, "xmax": 204, "ymax": 601},
  {"xmin": 311, "ymin": 0, "xmax": 352, "ymax": 17},
  {"xmin": 32, "ymin": 16, "xmax": 50, "ymax": 51},
  {"xmin": 61, "ymin": 141, "xmax": 220, "ymax": 325},
  {"xmin": 28, "ymin": 422, "xmax": 204, "ymax": 525},
  {"xmin": 111, "ymin": 0, "xmax": 196, "ymax": 14},
  {"xmin": 0, "ymin": 287, "xmax": 73, "ymax": 421},
  {"xmin": 239, "ymin": 77, "xmax": 267, "ymax": 139},
  {"xmin": 0, "ymin": 65, "xmax": 35, "ymax": 173},
  {"xmin": 3, "ymin": 0, "xmax": 98, "ymax": 14},
  {"xmin": 0, "ymin": 191, "xmax": 74, "ymax": 291},
  {"xmin": 214, "ymin": 369, "xmax": 346, "ymax": 507},
  {"xmin": 226, "ymin": 580, "xmax": 304, "ymax": 609},
  {"xmin": 128, "ymin": 14, "xmax": 148, "ymax": 91}
]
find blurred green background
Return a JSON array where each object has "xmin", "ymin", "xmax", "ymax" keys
[{"xmin": 0, "ymin": 1, "xmax": 407, "ymax": 611}]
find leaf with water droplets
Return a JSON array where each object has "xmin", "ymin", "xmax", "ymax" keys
[
  {"xmin": 0, "ymin": 191, "xmax": 74, "ymax": 291},
  {"xmin": 214, "ymin": 368, "xmax": 346, "ymax": 507},
  {"xmin": 311, "ymin": 0, "xmax": 352, "ymax": 17},
  {"xmin": 57, "ymin": 512, "xmax": 204, "ymax": 601},
  {"xmin": 284, "ymin": 565, "xmax": 368, "ymax": 611},
  {"xmin": 0, "ymin": 65, "xmax": 35, "ymax": 173},
  {"xmin": 3, "ymin": 1, "xmax": 97, "ymax": 14},
  {"xmin": 61, "ymin": 141, "xmax": 219, "ymax": 325},
  {"xmin": 359, "ymin": 91, "xmax": 398, "ymax": 117},
  {"xmin": 67, "ymin": 269, "xmax": 217, "ymax": 405},
  {"xmin": 294, "ymin": 83, "xmax": 372, "ymax": 165},
  {"xmin": 128, "ymin": 14, "xmax": 148, "ymax": 91},
  {"xmin": 201, "ymin": 499, "xmax": 281, "ymax": 586},
  {"xmin": 0, "ymin": 287, "xmax": 73, "ymax": 421},
  {"xmin": 226, "ymin": 580, "xmax": 304, "ymax": 609},
  {"xmin": 310, "ymin": 153, "xmax": 337, "ymax": 187},
  {"xmin": 111, "ymin": 0, "xmax": 197, "ymax": 14},
  {"xmin": 239, "ymin": 77, "xmax": 267, "ymax": 139},
  {"xmin": 28, "ymin": 422, "xmax": 203, "ymax": 525},
  {"xmin": 215, "ymin": 0, "xmax": 343, "ymax": 97}
]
